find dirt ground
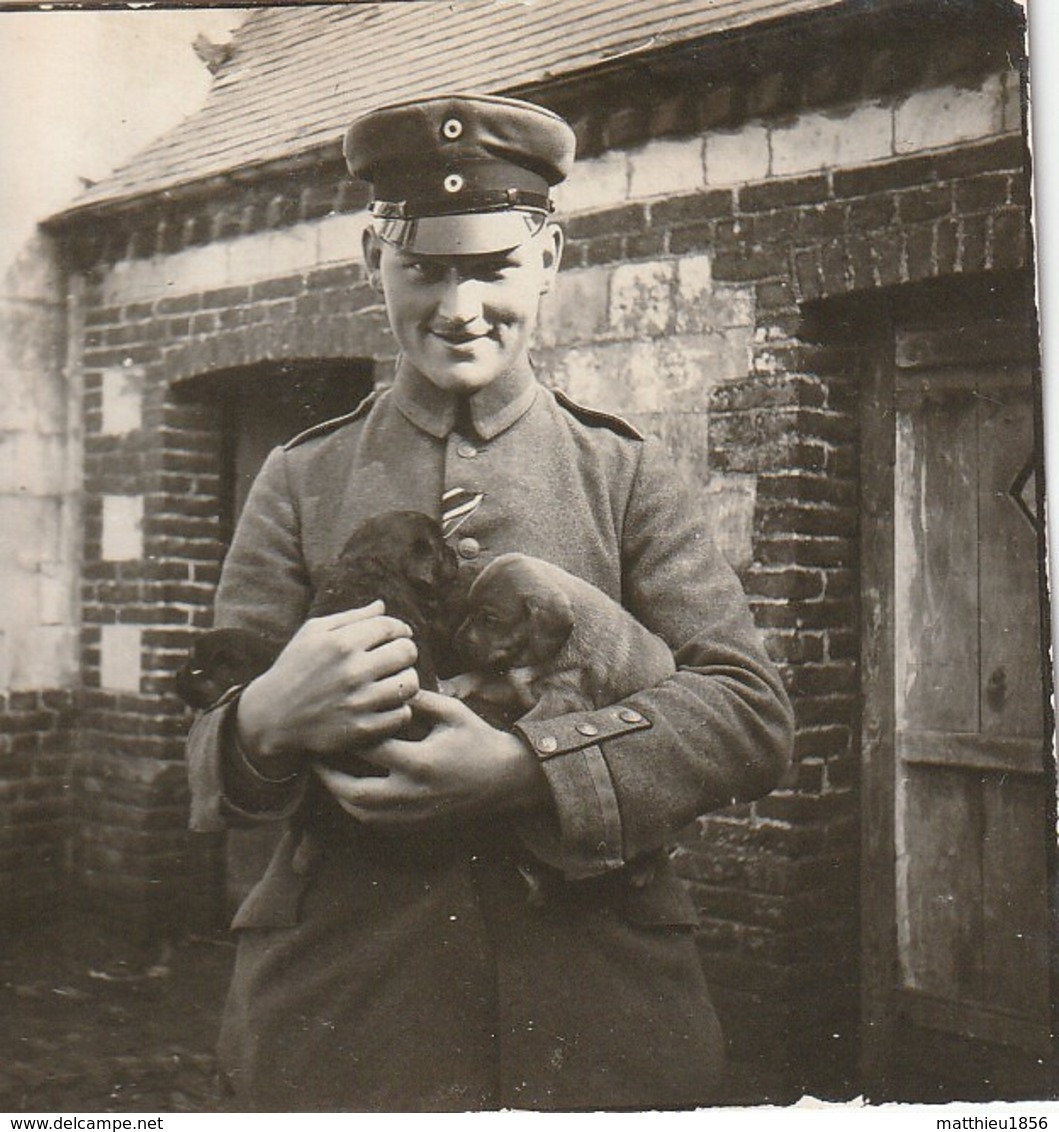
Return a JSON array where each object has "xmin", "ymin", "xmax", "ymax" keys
[{"xmin": 1, "ymin": 914, "xmax": 237, "ymax": 1114}]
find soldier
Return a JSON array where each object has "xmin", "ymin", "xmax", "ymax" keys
[{"xmin": 186, "ymin": 93, "xmax": 793, "ymax": 1112}]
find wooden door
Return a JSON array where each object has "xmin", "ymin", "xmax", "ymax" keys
[{"xmin": 861, "ymin": 293, "xmax": 1054, "ymax": 1099}]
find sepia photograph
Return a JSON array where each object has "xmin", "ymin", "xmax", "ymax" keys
[{"xmin": 0, "ymin": 0, "xmax": 1054, "ymax": 1119}]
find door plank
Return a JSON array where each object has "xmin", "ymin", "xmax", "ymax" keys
[
  {"xmin": 897, "ymin": 988, "xmax": 1052, "ymax": 1057},
  {"xmin": 898, "ymin": 731, "xmax": 1045, "ymax": 775},
  {"xmin": 895, "ymin": 323, "xmax": 1039, "ymax": 369},
  {"xmin": 898, "ymin": 764, "xmax": 984, "ymax": 1002},
  {"xmin": 894, "ymin": 395, "xmax": 979, "ymax": 733},
  {"xmin": 977, "ymin": 382, "xmax": 1044, "ymax": 739},
  {"xmin": 980, "ymin": 775, "xmax": 1052, "ymax": 1026}
]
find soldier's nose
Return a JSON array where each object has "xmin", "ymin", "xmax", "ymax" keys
[{"xmin": 436, "ymin": 277, "xmax": 486, "ymax": 327}]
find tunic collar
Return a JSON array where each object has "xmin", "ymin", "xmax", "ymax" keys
[{"xmin": 390, "ymin": 357, "xmax": 538, "ymax": 440}]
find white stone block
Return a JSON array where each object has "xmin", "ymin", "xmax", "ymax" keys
[
  {"xmin": 535, "ymin": 266, "xmax": 610, "ymax": 348},
  {"xmin": 267, "ymin": 226, "xmax": 317, "ymax": 279},
  {"xmin": 2, "ymin": 433, "xmax": 68, "ymax": 495},
  {"xmin": 100, "ymin": 624, "xmax": 142, "ymax": 692},
  {"xmin": 0, "ymin": 495, "xmax": 63, "ymax": 571},
  {"xmin": 317, "ymin": 211, "xmax": 371, "ymax": 266},
  {"xmin": 8, "ymin": 625, "xmax": 77, "ymax": 689},
  {"xmin": 1002, "ymin": 70, "xmax": 1024, "ymax": 134},
  {"xmin": 225, "ymin": 229, "xmax": 275, "ymax": 288},
  {"xmin": 545, "ymin": 345, "xmax": 609, "ymax": 410},
  {"xmin": 628, "ymin": 137, "xmax": 705, "ymax": 199},
  {"xmin": 626, "ymin": 331, "xmax": 751, "ymax": 410},
  {"xmin": 704, "ymin": 474, "xmax": 757, "ymax": 574},
  {"xmin": 0, "ymin": 298, "xmax": 63, "ymax": 432},
  {"xmin": 164, "ymin": 242, "xmax": 232, "ymax": 298},
  {"xmin": 0, "ymin": 563, "xmax": 38, "ymax": 635},
  {"xmin": 894, "ymin": 74, "xmax": 1005, "ymax": 155},
  {"xmin": 101, "ymin": 365, "xmax": 145, "ymax": 435},
  {"xmin": 705, "ymin": 124, "xmax": 770, "ymax": 187},
  {"xmin": 225, "ymin": 220, "xmax": 318, "ymax": 286},
  {"xmin": 770, "ymin": 103, "xmax": 893, "ymax": 177},
  {"xmin": 101, "ymin": 495, "xmax": 144, "ymax": 562},
  {"xmin": 555, "ymin": 153, "xmax": 629, "ymax": 214},
  {"xmin": 2, "ymin": 229, "xmax": 63, "ymax": 303},
  {"xmin": 37, "ymin": 562, "xmax": 70, "ymax": 626},
  {"xmin": 609, "ymin": 261, "xmax": 673, "ymax": 338},
  {"xmin": 102, "ymin": 242, "xmax": 230, "ymax": 307},
  {"xmin": 675, "ymin": 253, "xmax": 755, "ymax": 332}
]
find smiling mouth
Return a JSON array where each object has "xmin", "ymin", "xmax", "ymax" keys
[{"xmin": 432, "ymin": 330, "xmax": 489, "ymax": 346}]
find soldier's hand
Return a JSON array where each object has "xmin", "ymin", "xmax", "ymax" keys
[
  {"xmin": 314, "ymin": 690, "xmax": 551, "ymax": 826},
  {"xmin": 235, "ymin": 601, "xmax": 420, "ymax": 773}
]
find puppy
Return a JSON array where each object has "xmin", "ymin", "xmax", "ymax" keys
[
  {"xmin": 308, "ymin": 509, "xmax": 462, "ymax": 694},
  {"xmin": 174, "ymin": 626, "xmax": 280, "ymax": 711},
  {"xmin": 175, "ymin": 510, "xmax": 460, "ymax": 714},
  {"xmin": 448, "ymin": 553, "xmax": 676, "ymax": 727},
  {"xmin": 449, "ymin": 552, "xmax": 677, "ymax": 903},
  {"xmin": 175, "ymin": 511, "xmax": 462, "ymax": 871}
]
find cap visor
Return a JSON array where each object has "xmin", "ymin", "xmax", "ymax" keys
[{"xmin": 374, "ymin": 210, "xmax": 547, "ymax": 254}]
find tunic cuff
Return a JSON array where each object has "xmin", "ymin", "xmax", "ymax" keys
[
  {"xmin": 513, "ymin": 707, "xmax": 653, "ymax": 879},
  {"xmin": 216, "ymin": 691, "xmax": 307, "ymax": 824}
]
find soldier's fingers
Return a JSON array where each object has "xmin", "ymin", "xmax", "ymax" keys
[
  {"xmin": 408, "ymin": 688, "xmax": 465, "ymax": 722},
  {"xmin": 341, "ymin": 705, "xmax": 413, "ymax": 747},
  {"xmin": 357, "ymin": 668, "xmax": 420, "ymax": 712},
  {"xmin": 310, "ymin": 600, "xmax": 386, "ymax": 628},
  {"xmin": 314, "ymin": 763, "xmax": 397, "ymax": 811},
  {"xmin": 332, "ymin": 614, "xmax": 415, "ymax": 652},
  {"xmin": 347, "ymin": 637, "xmax": 418, "ymax": 685}
]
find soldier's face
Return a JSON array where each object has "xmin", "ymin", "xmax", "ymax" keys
[{"xmin": 364, "ymin": 225, "xmax": 562, "ymax": 394}]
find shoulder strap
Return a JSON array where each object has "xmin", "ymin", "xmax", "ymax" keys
[
  {"xmin": 283, "ymin": 390, "xmax": 378, "ymax": 450},
  {"xmin": 552, "ymin": 387, "xmax": 643, "ymax": 440}
]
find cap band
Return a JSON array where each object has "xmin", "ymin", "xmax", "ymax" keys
[
  {"xmin": 372, "ymin": 209, "xmax": 548, "ymax": 254},
  {"xmin": 372, "ymin": 188, "xmax": 552, "ymax": 220}
]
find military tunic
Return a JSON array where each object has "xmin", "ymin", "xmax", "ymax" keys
[{"xmin": 186, "ymin": 361, "xmax": 793, "ymax": 1111}]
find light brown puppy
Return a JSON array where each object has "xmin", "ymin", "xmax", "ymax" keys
[{"xmin": 448, "ymin": 552, "xmax": 676, "ymax": 725}]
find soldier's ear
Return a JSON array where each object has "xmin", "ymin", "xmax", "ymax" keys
[
  {"xmin": 362, "ymin": 226, "xmax": 384, "ymax": 291},
  {"xmin": 538, "ymin": 223, "xmax": 564, "ymax": 295}
]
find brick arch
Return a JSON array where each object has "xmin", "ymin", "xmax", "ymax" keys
[{"xmin": 159, "ymin": 277, "xmax": 394, "ymax": 389}]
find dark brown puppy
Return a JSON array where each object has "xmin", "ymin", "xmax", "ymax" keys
[
  {"xmin": 175, "ymin": 510, "xmax": 460, "ymax": 716},
  {"xmin": 449, "ymin": 552, "xmax": 676, "ymax": 727},
  {"xmin": 174, "ymin": 627, "xmax": 282, "ymax": 711},
  {"xmin": 175, "ymin": 511, "xmax": 461, "ymax": 871},
  {"xmin": 308, "ymin": 509, "xmax": 462, "ymax": 696}
]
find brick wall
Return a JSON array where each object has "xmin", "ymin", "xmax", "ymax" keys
[
  {"xmin": 49, "ymin": 0, "xmax": 1031, "ymax": 1098},
  {"xmin": 73, "ymin": 253, "xmax": 395, "ymax": 933},
  {"xmin": 0, "ymin": 690, "xmax": 77, "ymax": 923}
]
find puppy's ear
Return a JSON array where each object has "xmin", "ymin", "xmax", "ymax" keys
[
  {"xmin": 406, "ymin": 535, "xmax": 448, "ymax": 589},
  {"xmin": 524, "ymin": 591, "xmax": 574, "ymax": 665}
]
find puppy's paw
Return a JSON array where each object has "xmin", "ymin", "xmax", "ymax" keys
[{"xmin": 439, "ymin": 672, "xmax": 481, "ymax": 700}]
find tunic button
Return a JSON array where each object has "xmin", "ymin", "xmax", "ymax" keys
[
  {"xmin": 618, "ymin": 708, "xmax": 644, "ymax": 724},
  {"xmin": 457, "ymin": 537, "xmax": 480, "ymax": 560},
  {"xmin": 456, "ymin": 440, "xmax": 478, "ymax": 459},
  {"xmin": 536, "ymin": 736, "xmax": 558, "ymax": 755},
  {"xmin": 576, "ymin": 722, "xmax": 600, "ymax": 737}
]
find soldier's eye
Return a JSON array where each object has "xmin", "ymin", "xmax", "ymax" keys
[{"xmin": 406, "ymin": 259, "xmax": 443, "ymax": 283}]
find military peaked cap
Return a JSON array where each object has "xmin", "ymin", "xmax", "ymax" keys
[{"xmin": 343, "ymin": 93, "xmax": 576, "ymax": 254}]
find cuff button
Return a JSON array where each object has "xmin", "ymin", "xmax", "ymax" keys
[
  {"xmin": 536, "ymin": 736, "xmax": 558, "ymax": 754},
  {"xmin": 618, "ymin": 708, "xmax": 645, "ymax": 724},
  {"xmin": 575, "ymin": 722, "xmax": 600, "ymax": 737}
]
